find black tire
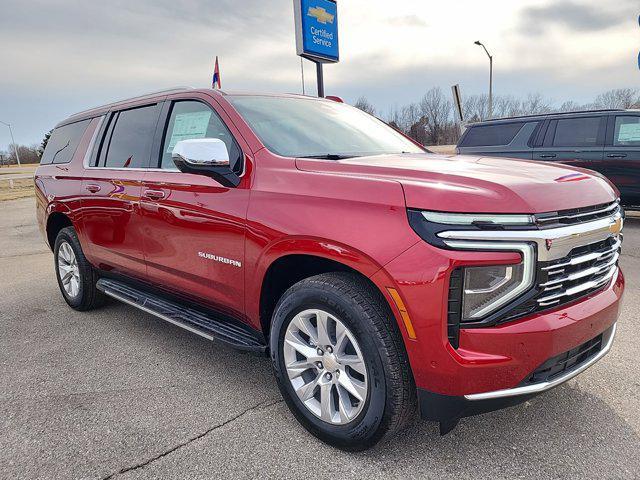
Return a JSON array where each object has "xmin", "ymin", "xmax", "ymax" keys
[
  {"xmin": 270, "ymin": 272, "xmax": 416, "ymax": 451},
  {"xmin": 53, "ymin": 226, "xmax": 105, "ymax": 311}
]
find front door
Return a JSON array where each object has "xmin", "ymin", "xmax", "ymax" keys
[
  {"xmin": 139, "ymin": 98, "xmax": 250, "ymax": 318},
  {"xmin": 81, "ymin": 103, "xmax": 161, "ymax": 279},
  {"xmin": 533, "ymin": 116, "xmax": 605, "ymax": 171},
  {"xmin": 603, "ymin": 114, "xmax": 640, "ymax": 205}
]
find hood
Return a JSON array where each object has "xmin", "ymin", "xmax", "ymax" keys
[{"xmin": 295, "ymin": 153, "xmax": 617, "ymax": 213}]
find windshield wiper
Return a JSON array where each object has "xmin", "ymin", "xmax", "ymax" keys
[{"xmin": 298, "ymin": 154, "xmax": 358, "ymax": 160}]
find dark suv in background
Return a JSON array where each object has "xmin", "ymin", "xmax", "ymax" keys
[{"xmin": 456, "ymin": 109, "xmax": 640, "ymax": 206}]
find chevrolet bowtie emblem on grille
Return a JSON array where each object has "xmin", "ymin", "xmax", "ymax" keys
[
  {"xmin": 308, "ymin": 6, "xmax": 335, "ymax": 24},
  {"xmin": 609, "ymin": 217, "xmax": 623, "ymax": 236}
]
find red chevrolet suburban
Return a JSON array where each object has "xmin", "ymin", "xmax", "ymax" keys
[{"xmin": 35, "ymin": 88, "xmax": 624, "ymax": 450}]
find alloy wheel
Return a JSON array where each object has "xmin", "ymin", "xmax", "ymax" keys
[
  {"xmin": 283, "ymin": 309, "xmax": 368, "ymax": 425},
  {"xmin": 57, "ymin": 241, "xmax": 80, "ymax": 298}
]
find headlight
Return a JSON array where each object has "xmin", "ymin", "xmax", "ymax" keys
[
  {"xmin": 462, "ymin": 263, "xmax": 526, "ymax": 319},
  {"xmin": 408, "ymin": 209, "xmax": 537, "ymax": 321},
  {"xmin": 446, "ymin": 241, "xmax": 536, "ymax": 321}
]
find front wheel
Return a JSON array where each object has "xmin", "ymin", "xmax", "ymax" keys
[{"xmin": 270, "ymin": 272, "xmax": 416, "ymax": 451}]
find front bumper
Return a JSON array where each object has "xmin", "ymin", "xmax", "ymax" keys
[
  {"xmin": 373, "ymin": 241, "xmax": 624, "ymax": 398},
  {"xmin": 465, "ymin": 322, "xmax": 616, "ymax": 401},
  {"xmin": 417, "ymin": 323, "xmax": 616, "ymax": 424}
]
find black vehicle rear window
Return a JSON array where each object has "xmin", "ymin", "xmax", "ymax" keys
[
  {"xmin": 460, "ymin": 122, "xmax": 525, "ymax": 147},
  {"xmin": 40, "ymin": 120, "xmax": 91, "ymax": 165}
]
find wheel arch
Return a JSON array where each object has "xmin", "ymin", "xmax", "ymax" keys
[
  {"xmin": 253, "ymin": 238, "xmax": 401, "ymax": 341},
  {"xmin": 46, "ymin": 211, "xmax": 74, "ymax": 251}
]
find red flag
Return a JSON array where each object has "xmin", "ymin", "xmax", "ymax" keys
[{"xmin": 212, "ymin": 56, "xmax": 221, "ymax": 89}]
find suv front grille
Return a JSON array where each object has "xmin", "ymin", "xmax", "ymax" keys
[
  {"xmin": 536, "ymin": 237, "xmax": 620, "ymax": 308},
  {"xmin": 520, "ymin": 333, "xmax": 604, "ymax": 386}
]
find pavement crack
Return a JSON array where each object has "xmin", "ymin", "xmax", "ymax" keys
[{"xmin": 101, "ymin": 398, "xmax": 284, "ymax": 479}]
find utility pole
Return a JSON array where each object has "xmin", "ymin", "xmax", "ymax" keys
[
  {"xmin": 474, "ymin": 41, "xmax": 493, "ymax": 119},
  {"xmin": 0, "ymin": 121, "xmax": 21, "ymax": 166}
]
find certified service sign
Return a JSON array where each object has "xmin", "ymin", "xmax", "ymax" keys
[{"xmin": 294, "ymin": 0, "xmax": 339, "ymax": 63}]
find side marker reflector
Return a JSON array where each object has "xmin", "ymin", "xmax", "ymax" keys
[{"xmin": 387, "ymin": 288, "xmax": 417, "ymax": 340}]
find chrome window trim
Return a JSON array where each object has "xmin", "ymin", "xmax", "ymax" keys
[
  {"xmin": 438, "ymin": 212, "xmax": 623, "ymax": 262},
  {"xmin": 82, "ymin": 115, "xmax": 106, "ymax": 169},
  {"xmin": 464, "ymin": 323, "xmax": 617, "ymax": 401},
  {"xmin": 444, "ymin": 241, "xmax": 535, "ymax": 319}
]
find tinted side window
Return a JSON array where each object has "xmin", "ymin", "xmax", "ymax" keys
[
  {"xmin": 613, "ymin": 116, "xmax": 640, "ymax": 147},
  {"xmin": 460, "ymin": 122, "xmax": 525, "ymax": 147},
  {"xmin": 553, "ymin": 117, "xmax": 600, "ymax": 147},
  {"xmin": 104, "ymin": 105, "xmax": 159, "ymax": 168},
  {"xmin": 40, "ymin": 120, "xmax": 91, "ymax": 165},
  {"xmin": 160, "ymin": 101, "xmax": 242, "ymax": 171}
]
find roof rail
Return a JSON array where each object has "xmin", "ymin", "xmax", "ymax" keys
[{"xmin": 481, "ymin": 108, "xmax": 625, "ymax": 123}]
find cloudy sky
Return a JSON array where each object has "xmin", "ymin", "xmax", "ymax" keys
[{"xmin": 0, "ymin": 0, "xmax": 638, "ymax": 149}]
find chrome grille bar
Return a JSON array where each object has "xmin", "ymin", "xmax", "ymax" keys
[
  {"xmin": 541, "ymin": 239, "xmax": 621, "ymax": 271},
  {"xmin": 540, "ymin": 253, "xmax": 619, "ymax": 288},
  {"xmin": 537, "ymin": 266, "xmax": 618, "ymax": 307},
  {"xmin": 536, "ymin": 201, "xmax": 620, "ymax": 225}
]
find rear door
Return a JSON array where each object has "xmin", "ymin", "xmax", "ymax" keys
[
  {"xmin": 533, "ymin": 115, "xmax": 605, "ymax": 170},
  {"xmin": 138, "ymin": 95, "xmax": 250, "ymax": 317},
  {"xmin": 81, "ymin": 103, "xmax": 161, "ymax": 279},
  {"xmin": 603, "ymin": 114, "xmax": 640, "ymax": 205}
]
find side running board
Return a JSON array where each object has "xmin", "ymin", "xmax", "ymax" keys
[{"xmin": 96, "ymin": 278, "xmax": 267, "ymax": 354}]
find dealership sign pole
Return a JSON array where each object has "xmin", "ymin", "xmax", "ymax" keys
[{"xmin": 294, "ymin": 0, "xmax": 339, "ymax": 98}]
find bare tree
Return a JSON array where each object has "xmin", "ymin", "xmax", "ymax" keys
[
  {"xmin": 558, "ymin": 100, "xmax": 584, "ymax": 112},
  {"xmin": 463, "ymin": 94, "xmax": 490, "ymax": 122},
  {"xmin": 354, "ymin": 96, "xmax": 376, "ymax": 116},
  {"xmin": 593, "ymin": 88, "xmax": 639, "ymax": 109},
  {"xmin": 493, "ymin": 95, "xmax": 523, "ymax": 118},
  {"xmin": 357, "ymin": 86, "xmax": 640, "ymax": 146},
  {"xmin": 6, "ymin": 144, "xmax": 40, "ymax": 164},
  {"xmin": 521, "ymin": 93, "xmax": 552, "ymax": 115},
  {"xmin": 418, "ymin": 87, "xmax": 453, "ymax": 145}
]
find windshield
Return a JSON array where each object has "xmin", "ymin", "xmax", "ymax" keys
[{"xmin": 228, "ymin": 95, "xmax": 425, "ymax": 158}]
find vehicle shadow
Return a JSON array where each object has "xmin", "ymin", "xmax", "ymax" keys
[{"xmin": 363, "ymin": 385, "xmax": 640, "ymax": 478}]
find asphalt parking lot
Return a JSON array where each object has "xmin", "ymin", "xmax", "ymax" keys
[{"xmin": 1, "ymin": 196, "xmax": 639, "ymax": 479}]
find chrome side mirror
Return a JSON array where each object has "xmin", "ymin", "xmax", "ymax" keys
[{"xmin": 172, "ymin": 139, "xmax": 240, "ymax": 187}]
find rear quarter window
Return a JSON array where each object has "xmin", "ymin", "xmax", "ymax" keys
[
  {"xmin": 459, "ymin": 122, "xmax": 525, "ymax": 147},
  {"xmin": 40, "ymin": 120, "xmax": 91, "ymax": 165}
]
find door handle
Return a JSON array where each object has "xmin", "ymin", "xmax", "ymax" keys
[
  {"xmin": 538, "ymin": 154, "xmax": 557, "ymax": 159},
  {"xmin": 143, "ymin": 189, "xmax": 166, "ymax": 200},
  {"xmin": 607, "ymin": 154, "xmax": 627, "ymax": 158},
  {"xmin": 85, "ymin": 184, "xmax": 101, "ymax": 193}
]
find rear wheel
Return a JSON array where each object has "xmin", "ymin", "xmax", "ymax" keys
[
  {"xmin": 270, "ymin": 272, "xmax": 416, "ymax": 451},
  {"xmin": 54, "ymin": 227, "xmax": 105, "ymax": 311}
]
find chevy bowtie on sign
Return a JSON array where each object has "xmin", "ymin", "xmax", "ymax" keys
[{"xmin": 294, "ymin": 0, "xmax": 339, "ymax": 63}]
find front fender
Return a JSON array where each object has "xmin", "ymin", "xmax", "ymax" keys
[{"xmin": 245, "ymin": 235, "xmax": 417, "ymax": 342}]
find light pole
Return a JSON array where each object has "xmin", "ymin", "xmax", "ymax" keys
[
  {"xmin": 474, "ymin": 40, "xmax": 493, "ymax": 119},
  {"xmin": 0, "ymin": 121, "xmax": 21, "ymax": 166}
]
